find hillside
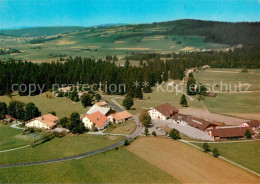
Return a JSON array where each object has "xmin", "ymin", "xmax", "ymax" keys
[
  {"xmin": 1, "ymin": 19, "xmax": 260, "ymax": 62},
  {"xmin": 0, "ymin": 26, "xmax": 86, "ymax": 37},
  {"xmin": 129, "ymin": 19, "xmax": 260, "ymax": 46}
]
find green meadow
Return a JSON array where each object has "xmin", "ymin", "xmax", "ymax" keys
[
  {"xmin": 0, "ymin": 134, "xmax": 124, "ymax": 164},
  {"xmin": 0, "ymin": 147, "xmax": 180, "ymax": 183},
  {"xmin": 0, "ymin": 124, "xmax": 36, "ymax": 151}
]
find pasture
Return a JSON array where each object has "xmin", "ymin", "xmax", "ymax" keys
[
  {"xmin": 193, "ymin": 68, "xmax": 260, "ymax": 120},
  {"xmin": 0, "ymin": 134, "xmax": 123, "ymax": 164},
  {"xmin": 193, "ymin": 141, "xmax": 260, "ymax": 174},
  {"xmin": 0, "ymin": 148, "xmax": 179, "ymax": 183},
  {"xmin": 104, "ymin": 120, "xmax": 136, "ymax": 135},
  {"xmin": 0, "ymin": 92, "xmax": 86, "ymax": 118},
  {"xmin": 127, "ymin": 137, "xmax": 260, "ymax": 184},
  {"xmin": 0, "ymin": 124, "xmax": 36, "ymax": 151},
  {"xmin": 193, "ymin": 68, "xmax": 260, "ymax": 91},
  {"xmin": 203, "ymin": 92, "xmax": 260, "ymax": 120}
]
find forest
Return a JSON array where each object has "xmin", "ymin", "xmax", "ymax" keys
[
  {"xmin": 0, "ymin": 46, "xmax": 259, "ymax": 97},
  {"xmin": 129, "ymin": 19, "xmax": 260, "ymax": 46}
]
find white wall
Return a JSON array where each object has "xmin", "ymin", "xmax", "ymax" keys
[
  {"xmin": 82, "ymin": 117, "xmax": 94, "ymax": 129},
  {"xmin": 25, "ymin": 120, "xmax": 50, "ymax": 130},
  {"xmin": 148, "ymin": 109, "xmax": 167, "ymax": 120}
]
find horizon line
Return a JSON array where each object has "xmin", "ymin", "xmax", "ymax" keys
[{"xmin": 1, "ymin": 18, "xmax": 260, "ymax": 30}]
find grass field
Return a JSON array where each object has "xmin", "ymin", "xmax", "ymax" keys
[
  {"xmin": 203, "ymin": 92, "xmax": 260, "ymax": 120},
  {"xmin": 0, "ymin": 147, "xmax": 179, "ymax": 183},
  {"xmin": 193, "ymin": 68, "xmax": 260, "ymax": 120},
  {"xmin": 193, "ymin": 141, "xmax": 260, "ymax": 174},
  {"xmin": 0, "ymin": 124, "xmax": 37, "ymax": 151},
  {"xmin": 0, "ymin": 92, "xmax": 86, "ymax": 118},
  {"xmin": 193, "ymin": 69, "xmax": 260, "ymax": 92},
  {"xmin": 0, "ymin": 134, "xmax": 123, "ymax": 164},
  {"xmin": 127, "ymin": 137, "xmax": 260, "ymax": 184},
  {"xmin": 103, "ymin": 120, "xmax": 136, "ymax": 135}
]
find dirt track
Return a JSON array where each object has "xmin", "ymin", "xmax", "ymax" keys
[
  {"xmin": 127, "ymin": 137, "xmax": 260, "ymax": 184},
  {"xmin": 179, "ymin": 108, "xmax": 247, "ymax": 125}
]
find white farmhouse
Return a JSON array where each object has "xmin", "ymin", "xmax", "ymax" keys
[
  {"xmin": 82, "ymin": 111, "xmax": 109, "ymax": 130},
  {"xmin": 25, "ymin": 114, "xmax": 59, "ymax": 130},
  {"xmin": 148, "ymin": 103, "xmax": 179, "ymax": 120}
]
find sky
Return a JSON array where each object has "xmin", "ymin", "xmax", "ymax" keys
[{"xmin": 0, "ymin": 0, "xmax": 260, "ymax": 29}]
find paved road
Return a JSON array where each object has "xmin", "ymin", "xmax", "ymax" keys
[
  {"xmin": 0, "ymin": 103, "xmax": 142, "ymax": 169},
  {"xmin": 102, "ymin": 97, "xmax": 124, "ymax": 112},
  {"xmin": 0, "ymin": 121, "xmax": 142, "ymax": 169}
]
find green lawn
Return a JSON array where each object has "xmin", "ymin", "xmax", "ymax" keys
[
  {"xmin": 0, "ymin": 147, "xmax": 180, "ymax": 183},
  {"xmin": 0, "ymin": 134, "xmax": 124, "ymax": 164},
  {"xmin": 104, "ymin": 120, "xmax": 136, "ymax": 135},
  {"xmin": 1, "ymin": 92, "xmax": 86, "ymax": 118},
  {"xmin": 0, "ymin": 124, "xmax": 37, "ymax": 151},
  {"xmin": 193, "ymin": 141, "xmax": 260, "ymax": 173}
]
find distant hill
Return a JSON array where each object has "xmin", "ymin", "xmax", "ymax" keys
[
  {"xmin": 0, "ymin": 26, "xmax": 86, "ymax": 37},
  {"xmin": 130, "ymin": 19, "xmax": 260, "ymax": 46}
]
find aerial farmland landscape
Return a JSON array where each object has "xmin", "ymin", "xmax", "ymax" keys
[{"xmin": 0, "ymin": 0, "xmax": 260, "ymax": 183}]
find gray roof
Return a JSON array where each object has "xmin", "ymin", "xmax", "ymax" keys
[{"xmin": 86, "ymin": 104, "xmax": 110, "ymax": 115}]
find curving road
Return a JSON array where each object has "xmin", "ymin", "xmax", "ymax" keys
[{"xmin": 0, "ymin": 115, "xmax": 143, "ymax": 169}]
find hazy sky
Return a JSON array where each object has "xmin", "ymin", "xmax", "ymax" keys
[{"xmin": 1, "ymin": 0, "xmax": 260, "ymax": 29}]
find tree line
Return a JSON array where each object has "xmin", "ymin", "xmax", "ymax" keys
[
  {"xmin": 0, "ymin": 57, "xmax": 167, "ymax": 96},
  {"xmin": 0, "ymin": 101, "xmax": 41, "ymax": 121},
  {"xmin": 0, "ymin": 46, "xmax": 259, "ymax": 97}
]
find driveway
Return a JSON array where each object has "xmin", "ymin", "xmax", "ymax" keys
[
  {"xmin": 153, "ymin": 119, "xmax": 213, "ymax": 141},
  {"xmin": 101, "ymin": 97, "xmax": 124, "ymax": 112}
]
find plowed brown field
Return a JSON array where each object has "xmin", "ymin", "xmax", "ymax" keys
[{"xmin": 127, "ymin": 137, "xmax": 260, "ymax": 184}]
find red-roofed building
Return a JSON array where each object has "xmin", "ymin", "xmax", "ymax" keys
[
  {"xmin": 149, "ymin": 103, "xmax": 179, "ymax": 120},
  {"xmin": 82, "ymin": 111, "xmax": 109, "ymax": 130},
  {"xmin": 108, "ymin": 111, "xmax": 132, "ymax": 124},
  {"xmin": 209, "ymin": 126, "xmax": 255, "ymax": 140},
  {"xmin": 242, "ymin": 120, "xmax": 260, "ymax": 130}
]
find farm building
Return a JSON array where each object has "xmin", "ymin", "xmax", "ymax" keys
[
  {"xmin": 149, "ymin": 103, "xmax": 179, "ymax": 120},
  {"xmin": 108, "ymin": 111, "xmax": 132, "ymax": 124},
  {"xmin": 86, "ymin": 104, "xmax": 111, "ymax": 116},
  {"xmin": 241, "ymin": 120, "xmax": 260, "ymax": 130},
  {"xmin": 3, "ymin": 115, "xmax": 16, "ymax": 124},
  {"xmin": 82, "ymin": 111, "xmax": 109, "ymax": 130},
  {"xmin": 186, "ymin": 117, "xmax": 224, "ymax": 132},
  {"xmin": 201, "ymin": 65, "xmax": 211, "ymax": 70},
  {"xmin": 25, "ymin": 114, "xmax": 59, "ymax": 130},
  {"xmin": 172, "ymin": 113, "xmax": 192, "ymax": 125},
  {"xmin": 209, "ymin": 126, "xmax": 255, "ymax": 140}
]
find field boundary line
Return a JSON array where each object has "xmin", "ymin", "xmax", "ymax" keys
[
  {"xmin": 0, "ymin": 145, "xmax": 30, "ymax": 153},
  {"xmin": 180, "ymin": 140, "xmax": 260, "ymax": 177},
  {"xmin": 184, "ymin": 139, "xmax": 260, "ymax": 144}
]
